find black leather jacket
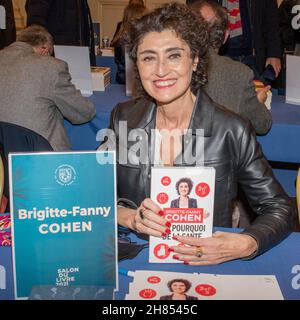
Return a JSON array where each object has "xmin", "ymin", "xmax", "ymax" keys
[{"xmin": 108, "ymin": 89, "xmax": 294, "ymax": 257}]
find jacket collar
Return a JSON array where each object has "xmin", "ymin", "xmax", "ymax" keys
[
  {"xmin": 189, "ymin": 89, "xmax": 214, "ymax": 137},
  {"xmin": 8, "ymin": 41, "xmax": 35, "ymax": 54},
  {"xmin": 126, "ymin": 97, "xmax": 157, "ymax": 129},
  {"xmin": 127, "ymin": 89, "xmax": 215, "ymax": 137}
]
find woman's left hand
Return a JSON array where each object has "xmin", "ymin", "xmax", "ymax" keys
[{"xmin": 170, "ymin": 231, "xmax": 258, "ymax": 265}]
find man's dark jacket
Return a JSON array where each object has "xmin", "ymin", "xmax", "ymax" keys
[
  {"xmin": 25, "ymin": 0, "xmax": 95, "ymax": 65},
  {"xmin": 105, "ymin": 89, "xmax": 294, "ymax": 258},
  {"xmin": 214, "ymin": 0, "xmax": 282, "ymax": 74},
  {"xmin": 279, "ymin": 0, "xmax": 300, "ymax": 51}
]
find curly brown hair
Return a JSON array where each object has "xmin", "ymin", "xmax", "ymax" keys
[
  {"xmin": 175, "ymin": 177, "xmax": 194, "ymax": 195},
  {"xmin": 122, "ymin": 2, "xmax": 209, "ymax": 98},
  {"xmin": 167, "ymin": 279, "xmax": 192, "ymax": 292}
]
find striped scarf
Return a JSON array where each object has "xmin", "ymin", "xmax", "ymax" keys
[{"xmin": 222, "ymin": 0, "xmax": 242, "ymax": 38}]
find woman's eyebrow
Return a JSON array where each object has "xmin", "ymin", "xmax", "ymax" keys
[
  {"xmin": 138, "ymin": 47, "xmax": 185, "ymax": 55},
  {"xmin": 138, "ymin": 49, "xmax": 157, "ymax": 55},
  {"xmin": 165, "ymin": 47, "xmax": 185, "ymax": 53}
]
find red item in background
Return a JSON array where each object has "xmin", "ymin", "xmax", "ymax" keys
[
  {"xmin": 0, "ymin": 231, "xmax": 11, "ymax": 246},
  {"xmin": 0, "ymin": 213, "xmax": 11, "ymax": 246},
  {"xmin": 0, "ymin": 195, "xmax": 8, "ymax": 213}
]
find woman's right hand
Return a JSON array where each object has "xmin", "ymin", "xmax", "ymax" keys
[{"xmin": 131, "ymin": 198, "xmax": 171, "ymax": 237}]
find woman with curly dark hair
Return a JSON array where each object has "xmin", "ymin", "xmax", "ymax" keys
[
  {"xmin": 103, "ymin": 2, "xmax": 294, "ymax": 266},
  {"xmin": 160, "ymin": 279, "xmax": 198, "ymax": 300},
  {"xmin": 123, "ymin": 2, "xmax": 208, "ymax": 97},
  {"xmin": 171, "ymin": 177, "xmax": 198, "ymax": 208}
]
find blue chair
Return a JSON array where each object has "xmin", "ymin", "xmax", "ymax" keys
[{"xmin": 0, "ymin": 122, "xmax": 53, "ymax": 203}]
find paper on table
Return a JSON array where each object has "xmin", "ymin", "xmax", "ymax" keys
[
  {"xmin": 126, "ymin": 270, "xmax": 208, "ymax": 300},
  {"xmin": 286, "ymin": 54, "xmax": 300, "ymax": 105},
  {"xmin": 125, "ymin": 270, "xmax": 284, "ymax": 300},
  {"xmin": 54, "ymin": 45, "xmax": 93, "ymax": 97}
]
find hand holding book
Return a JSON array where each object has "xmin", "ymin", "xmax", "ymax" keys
[
  {"xmin": 132, "ymin": 198, "xmax": 171, "ymax": 238},
  {"xmin": 170, "ymin": 231, "xmax": 258, "ymax": 266}
]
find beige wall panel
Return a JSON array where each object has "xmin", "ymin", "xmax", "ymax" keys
[
  {"xmin": 98, "ymin": 1, "xmax": 127, "ymax": 42},
  {"xmin": 12, "ymin": 0, "xmax": 26, "ymax": 30},
  {"xmin": 98, "ymin": 0, "xmax": 185, "ymax": 43}
]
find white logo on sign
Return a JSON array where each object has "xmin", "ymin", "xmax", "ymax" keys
[
  {"xmin": 55, "ymin": 165, "xmax": 76, "ymax": 186},
  {"xmin": 0, "ymin": 265, "xmax": 6, "ymax": 290}
]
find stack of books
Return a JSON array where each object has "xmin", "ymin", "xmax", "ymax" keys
[
  {"xmin": 100, "ymin": 47, "xmax": 114, "ymax": 57},
  {"xmin": 91, "ymin": 67, "xmax": 111, "ymax": 91}
]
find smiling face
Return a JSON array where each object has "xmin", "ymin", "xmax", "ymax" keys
[
  {"xmin": 171, "ymin": 281, "xmax": 187, "ymax": 294},
  {"xmin": 136, "ymin": 29, "xmax": 198, "ymax": 106},
  {"xmin": 178, "ymin": 182, "xmax": 190, "ymax": 197}
]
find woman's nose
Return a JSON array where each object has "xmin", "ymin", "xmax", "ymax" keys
[{"xmin": 155, "ymin": 58, "xmax": 169, "ymax": 77}]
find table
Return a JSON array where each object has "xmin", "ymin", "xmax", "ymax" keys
[
  {"xmin": 257, "ymin": 95, "xmax": 300, "ymax": 163},
  {"xmin": 257, "ymin": 95, "xmax": 300, "ymax": 196},
  {"xmin": 1, "ymin": 228, "xmax": 300, "ymax": 300},
  {"xmin": 65, "ymin": 85, "xmax": 300, "ymax": 195},
  {"xmin": 117, "ymin": 229, "xmax": 300, "ymax": 300}
]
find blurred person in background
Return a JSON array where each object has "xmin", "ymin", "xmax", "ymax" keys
[
  {"xmin": 111, "ymin": 2, "xmax": 147, "ymax": 84},
  {"xmin": 190, "ymin": 0, "xmax": 272, "ymax": 135},
  {"xmin": 111, "ymin": 0, "xmax": 145, "ymax": 44},
  {"xmin": 0, "ymin": 25, "xmax": 96, "ymax": 151},
  {"xmin": 187, "ymin": 0, "xmax": 282, "ymax": 80},
  {"xmin": 25, "ymin": 0, "xmax": 96, "ymax": 65}
]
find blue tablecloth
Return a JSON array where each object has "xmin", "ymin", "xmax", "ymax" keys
[
  {"xmin": 1, "ymin": 228, "xmax": 299, "ymax": 300},
  {"xmin": 257, "ymin": 95, "xmax": 300, "ymax": 163},
  {"xmin": 117, "ymin": 229, "xmax": 300, "ymax": 300}
]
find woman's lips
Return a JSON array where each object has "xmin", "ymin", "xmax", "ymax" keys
[{"xmin": 153, "ymin": 79, "xmax": 177, "ymax": 88}]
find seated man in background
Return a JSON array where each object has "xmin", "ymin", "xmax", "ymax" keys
[
  {"xmin": 189, "ymin": 0, "xmax": 272, "ymax": 135},
  {"xmin": 0, "ymin": 25, "xmax": 96, "ymax": 151}
]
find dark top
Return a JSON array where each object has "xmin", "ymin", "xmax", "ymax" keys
[
  {"xmin": 0, "ymin": 121, "xmax": 53, "ymax": 202},
  {"xmin": 25, "ymin": 0, "xmax": 95, "ymax": 65},
  {"xmin": 279, "ymin": 0, "xmax": 300, "ymax": 51},
  {"xmin": 225, "ymin": 0, "xmax": 252, "ymax": 58},
  {"xmin": 113, "ymin": 39, "xmax": 126, "ymax": 84},
  {"xmin": 170, "ymin": 197, "xmax": 198, "ymax": 208},
  {"xmin": 215, "ymin": 0, "xmax": 282, "ymax": 74}
]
